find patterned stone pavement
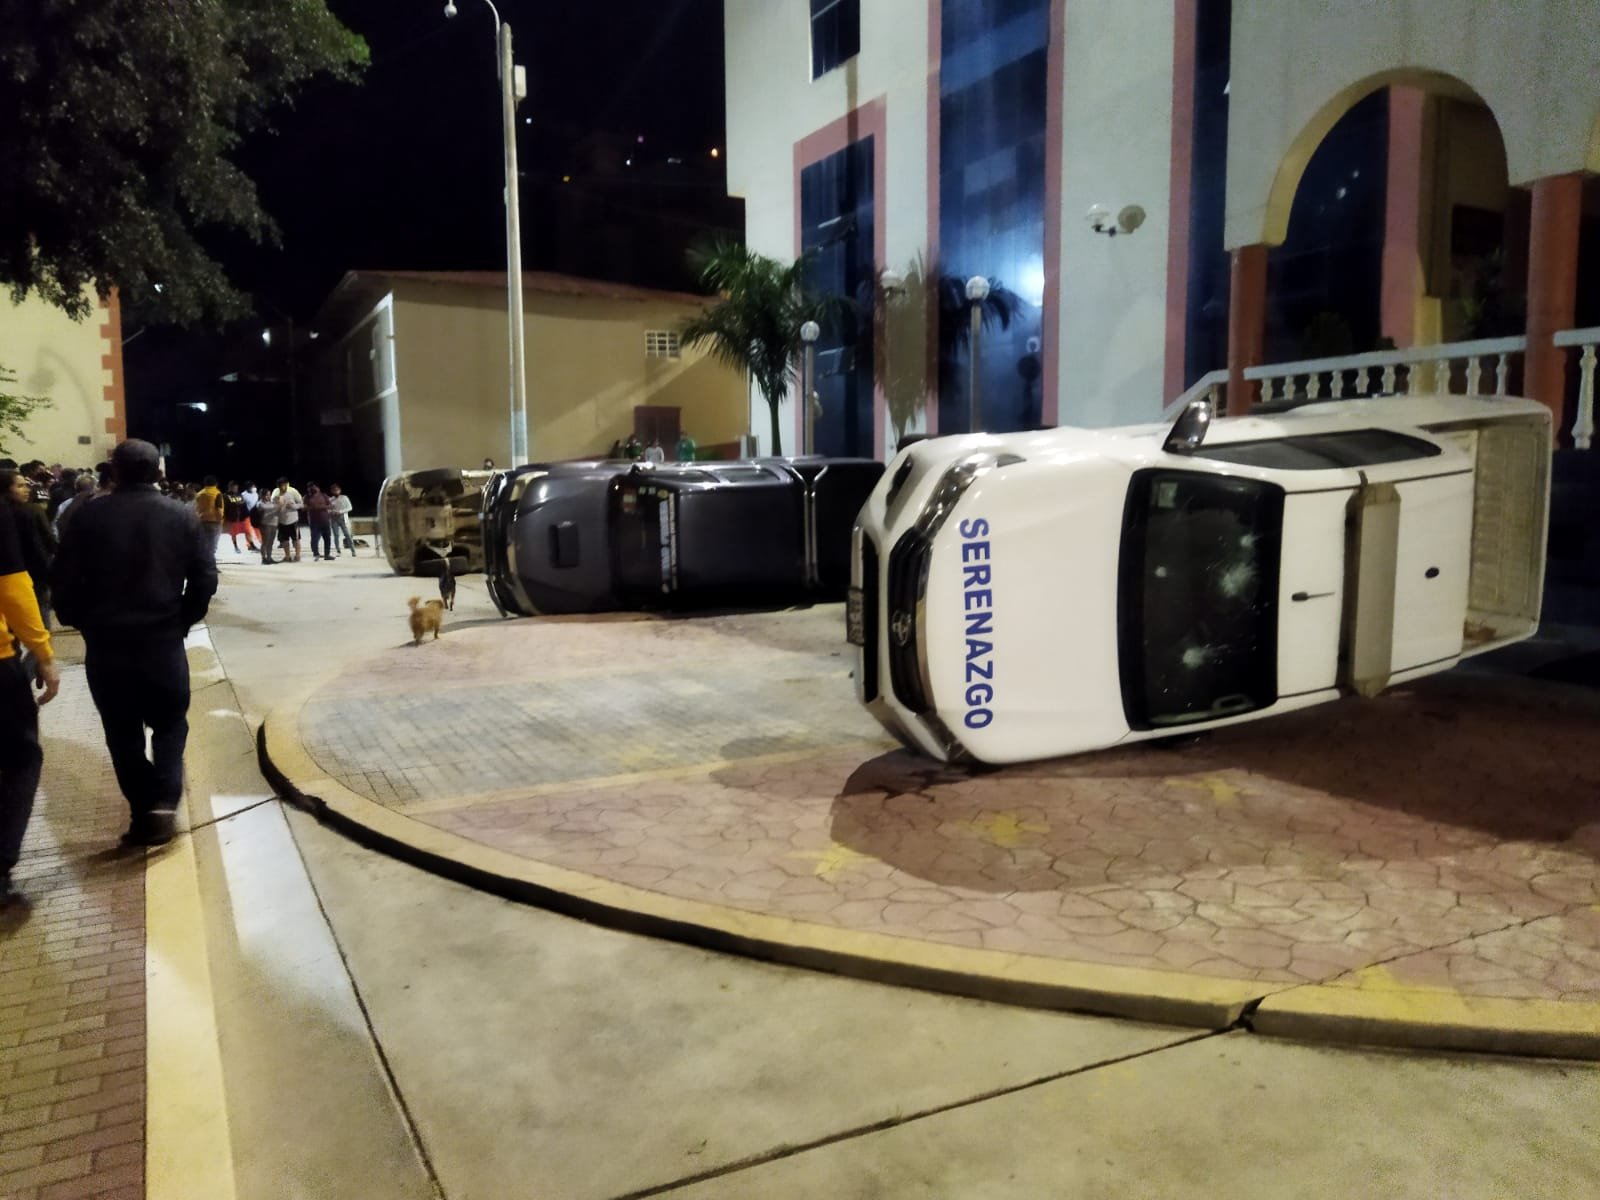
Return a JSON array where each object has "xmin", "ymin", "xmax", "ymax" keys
[
  {"xmin": 1, "ymin": 635, "xmax": 145, "ymax": 1200},
  {"xmin": 295, "ymin": 606, "xmax": 1600, "ymax": 1009}
]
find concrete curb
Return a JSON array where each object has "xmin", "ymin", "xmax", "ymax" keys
[
  {"xmin": 258, "ymin": 704, "xmax": 1261, "ymax": 1033},
  {"xmin": 1252, "ymin": 982, "xmax": 1600, "ymax": 1060},
  {"xmin": 259, "ymin": 695, "xmax": 1600, "ymax": 1062}
]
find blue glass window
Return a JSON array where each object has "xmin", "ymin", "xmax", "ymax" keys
[
  {"xmin": 937, "ymin": 0, "xmax": 1050, "ymax": 434},
  {"xmin": 801, "ymin": 138, "xmax": 875, "ymax": 457},
  {"xmin": 810, "ymin": 0, "xmax": 861, "ymax": 79}
]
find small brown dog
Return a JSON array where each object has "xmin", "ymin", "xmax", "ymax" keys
[{"xmin": 407, "ymin": 595, "xmax": 445, "ymax": 645}]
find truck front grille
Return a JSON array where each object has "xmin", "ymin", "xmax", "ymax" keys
[
  {"xmin": 859, "ymin": 534, "xmax": 879, "ymax": 704},
  {"xmin": 885, "ymin": 531, "xmax": 931, "ymax": 714}
]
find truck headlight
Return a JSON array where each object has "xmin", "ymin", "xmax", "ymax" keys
[{"xmin": 915, "ymin": 451, "xmax": 1024, "ymax": 540}]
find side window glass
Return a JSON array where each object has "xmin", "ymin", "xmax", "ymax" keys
[
  {"xmin": 1118, "ymin": 470, "xmax": 1283, "ymax": 729},
  {"xmin": 1193, "ymin": 429, "xmax": 1442, "ymax": 470}
]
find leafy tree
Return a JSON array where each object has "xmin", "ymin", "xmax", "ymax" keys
[
  {"xmin": 0, "ymin": 0, "xmax": 368, "ymax": 325},
  {"xmin": 0, "ymin": 365, "xmax": 49, "ymax": 459},
  {"xmin": 679, "ymin": 241, "xmax": 850, "ymax": 456}
]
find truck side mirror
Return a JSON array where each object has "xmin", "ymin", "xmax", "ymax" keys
[{"xmin": 1163, "ymin": 398, "xmax": 1212, "ymax": 455}]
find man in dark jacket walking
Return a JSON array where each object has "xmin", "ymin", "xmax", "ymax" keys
[{"xmin": 51, "ymin": 440, "xmax": 218, "ymax": 847}]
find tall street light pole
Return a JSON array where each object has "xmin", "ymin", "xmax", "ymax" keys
[
  {"xmin": 800, "ymin": 320, "xmax": 820, "ymax": 455},
  {"xmin": 445, "ymin": 0, "xmax": 530, "ymax": 466},
  {"xmin": 877, "ymin": 268, "xmax": 904, "ymax": 454},
  {"xmin": 965, "ymin": 275, "xmax": 990, "ymax": 432}
]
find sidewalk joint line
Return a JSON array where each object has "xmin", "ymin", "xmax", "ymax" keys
[
  {"xmin": 606, "ymin": 1028, "xmax": 1228, "ymax": 1200},
  {"xmin": 1266, "ymin": 906, "xmax": 1576, "ymax": 997},
  {"xmin": 282, "ymin": 810, "xmax": 450, "ymax": 1200},
  {"xmin": 207, "ymin": 620, "xmax": 449, "ymax": 1198}
]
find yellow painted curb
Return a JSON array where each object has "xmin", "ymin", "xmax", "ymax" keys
[
  {"xmin": 259, "ymin": 699, "xmax": 1260, "ymax": 1031},
  {"xmin": 1253, "ymin": 981, "xmax": 1600, "ymax": 1060},
  {"xmin": 146, "ymin": 829, "xmax": 238, "ymax": 1199}
]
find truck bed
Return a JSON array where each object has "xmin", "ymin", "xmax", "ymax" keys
[{"xmin": 1430, "ymin": 415, "xmax": 1551, "ymax": 656}]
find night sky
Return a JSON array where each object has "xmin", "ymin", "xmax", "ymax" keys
[
  {"xmin": 229, "ymin": 0, "xmax": 729, "ymax": 314},
  {"xmin": 126, "ymin": 0, "xmax": 732, "ymax": 472}
]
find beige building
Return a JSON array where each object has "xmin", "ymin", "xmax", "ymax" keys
[
  {"xmin": 306, "ymin": 271, "xmax": 748, "ymax": 497},
  {"xmin": 0, "ymin": 288, "xmax": 126, "ymax": 465}
]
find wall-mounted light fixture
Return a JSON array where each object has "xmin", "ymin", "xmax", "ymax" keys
[{"xmin": 1086, "ymin": 204, "xmax": 1147, "ymax": 237}]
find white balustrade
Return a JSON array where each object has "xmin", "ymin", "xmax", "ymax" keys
[
  {"xmin": 1163, "ymin": 371, "xmax": 1226, "ymax": 420},
  {"xmin": 1233, "ymin": 336, "xmax": 1526, "ymax": 413},
  {"xmin": 1554, "ymin": 327, "xmax": 1599, "ymax": 450},
  {"xmin": 1160, "ymin": 332, "xmax": 1592, "ymax": 451}
]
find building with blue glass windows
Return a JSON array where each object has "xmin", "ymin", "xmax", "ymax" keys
[{"xmin": 723, "ymin": 0, "xmax": 1600, "ymax": 462}]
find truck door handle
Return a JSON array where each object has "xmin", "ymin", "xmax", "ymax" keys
[{"xmin": 1291, "ymin": 591, "xmax": 1334, "ymax": 602}]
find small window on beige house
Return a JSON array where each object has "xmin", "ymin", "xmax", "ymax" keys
[{"xmin": 645, "ymin": 330, "xmax": 682, "ymax": 360}]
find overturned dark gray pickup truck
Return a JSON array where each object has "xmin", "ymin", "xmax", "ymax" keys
[{"xmin": 482, "ymin": 457, "xmax": 885, "ymax": 615}]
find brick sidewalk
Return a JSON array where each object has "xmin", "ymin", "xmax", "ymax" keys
[
  {"xmin": 1, "ymin": 636, "xmax": 145, "ymax": 1200},
  {"xmin": 293, "ymin": 607, "xmax": 1600, "ymax": 1009}
]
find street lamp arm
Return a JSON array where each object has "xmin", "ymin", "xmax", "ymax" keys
[{"xmin": 445, "ymin": 0, "xmax": 501, "ymax": 30}]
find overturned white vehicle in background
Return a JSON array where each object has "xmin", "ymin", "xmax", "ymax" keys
[
  {"xmin": 850, "ymin": 395, "xmax": 1551, "ymax": 764},
  {"xmin": 377, "ymin": 467, "xmax": 496, "ymax": 577}
]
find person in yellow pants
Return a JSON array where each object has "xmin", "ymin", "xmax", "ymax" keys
[{"xmin": 0, "ymin": 502, "xmax": 60, "ymax": 906}]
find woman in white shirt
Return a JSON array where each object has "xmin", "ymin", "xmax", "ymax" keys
[{"xmin": 328, "ymin": 484, "xmax": 356, "ymax": 556}]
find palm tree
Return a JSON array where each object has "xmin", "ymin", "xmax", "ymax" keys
[
  {"xmin": 679, "ymin": 240, "xmax": 849, "ymax": 456},
  {"xmin": 934, "ymin": 273, "xmax": 1023, "ymax": 432}
]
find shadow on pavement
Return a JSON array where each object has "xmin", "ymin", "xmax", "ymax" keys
[
  {"xmin": 1529, "ymin": 650, "xmax": 1600, "ymax": 689},
  {"xmin": 827, "ymin": 675, "xmax": 1600, "ymax": 892}
]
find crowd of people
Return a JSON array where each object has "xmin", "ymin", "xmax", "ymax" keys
[
  {"xmin": 605, "ymin": 432, "xmax": 699, "ymax": 463},
  {"xmin": 0, "ymin": 460, "xmax": 360, "ymax": 585},
  {"xmin": 190, "ymin": 476, "xmax": 357, "ymax": 564},
  {"xmin": 0, "ymin": 446, "xmax": 362, "ymax": 906}
]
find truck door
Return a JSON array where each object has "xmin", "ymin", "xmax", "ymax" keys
[
  {"xmin": 1276, "ymin": 489, "xmax": 1352, "ymax": 696},
  {"xmin": 1387, "ymin": 471, "xmax": 1473, "ymax": 672}
]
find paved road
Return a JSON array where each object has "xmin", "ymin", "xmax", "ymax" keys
[
  {"xmin": 9, "ymin": 548, "xmax": 1594, "ymax": 1198},
  {"xmin": 198, "ymin": 553, "xmax": 1600, "ymax": 1198}
]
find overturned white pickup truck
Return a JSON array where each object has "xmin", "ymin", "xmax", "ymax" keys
[
  {"xmin": 849, "ymin": 394, "xmax": 1551, "ymax": 764},
  {"xmin": 377, "ymin": 467, "xmax": 496, "ymax": 577}
]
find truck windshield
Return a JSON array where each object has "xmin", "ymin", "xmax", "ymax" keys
[{"xmin": 1117, "ymin": 470, "xmax": 1284, "ymax": 728}]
